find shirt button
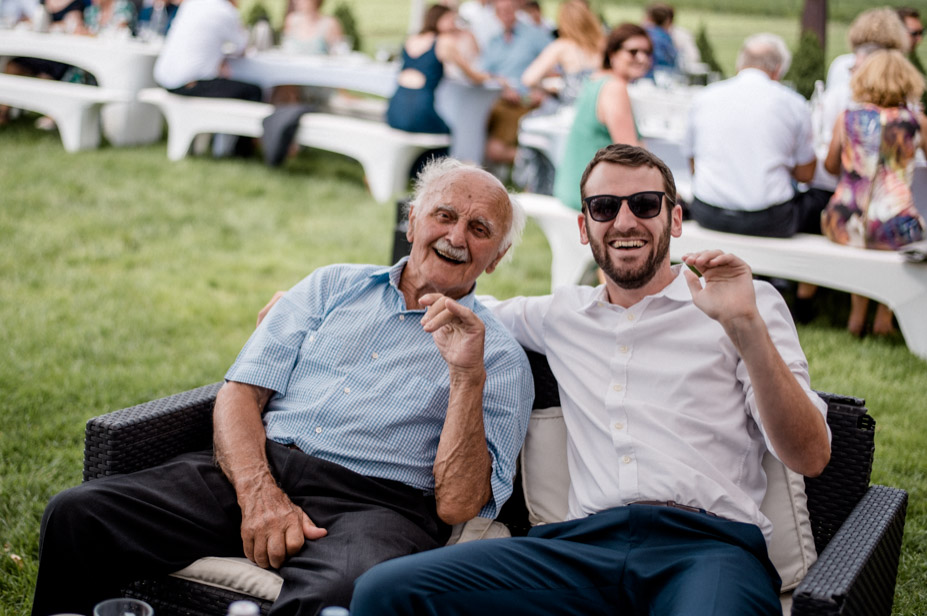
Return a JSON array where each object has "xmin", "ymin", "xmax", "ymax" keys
[
  {"xmin": 622, "ymin": 455, "xmax": 632, "ymax": 464},
  {"xmin": 627, "ymin": 313, "xmax": 635, "ymax": 321},
  {"xmin": 612, "ymin": 384, "xmax": 623, "ymax": 392},
  {"xmin": 371, "ymin": 352, "xmax": 379, "ymax": 359},
  {"xmin": 309, "ymin": 335, "xmax": 315, "ymax": 342},
  {"xmin": 614, "ymin": 422, "xmax": 624, "ymax": 430},
  {"xmin": 399, "ymin": 315, "xmax": 405, "ymax": 321},
  {"xmin": 315, "ymin": 427, "xmax": 322, "ymax": 434},
  {"xmin": 343, "ymin": 387, "xmax": 351, "ymax": 394},
  {"xmin": 619, "ymin": 345, "xmax": 629, "ymax": 353}
]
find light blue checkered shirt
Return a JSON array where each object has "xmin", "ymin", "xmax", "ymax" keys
[{"xmin": 225, "ymin": 259, "xmax": 534, "ymax": 518}]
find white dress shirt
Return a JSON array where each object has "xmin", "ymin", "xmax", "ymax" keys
[
  {"xmin": 153, "ymin": 0, "xmax": 249, "ymax": 90},
  {"xmin": 483, "ymin": 266, "xmax": 828, "ymax": 543},
  {"xmin": 683, "ymin": 68, "xmax": 816, "ymax": 210}
]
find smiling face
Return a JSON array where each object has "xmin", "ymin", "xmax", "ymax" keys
[
  {"xmin": 609, "ymin": 34, "xmax": 653, "ymax": 80},
  {"xmin": 403, "ymin": 170, "xmax": 512, "ymax": 304},
  {"xmin": 579, "ymin": 162, "xmax": 682, "ymax": 305}
]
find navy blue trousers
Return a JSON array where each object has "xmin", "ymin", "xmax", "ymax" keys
[{"xmin": 350, "ymin": 504, "xmax": 782, "ymax": 616}]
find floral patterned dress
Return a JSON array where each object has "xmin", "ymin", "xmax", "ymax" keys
[{"xmin": 822, "ymin": 104, "xmax": 926, "ymax": 250}]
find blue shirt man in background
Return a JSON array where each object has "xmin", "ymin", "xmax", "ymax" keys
[
  {"xmin": 32, "ymin": 158, "xmax": 534, "ymax": 616},
  {"xmin": 480, "ymin": 0, "xmax": 552, "ymax": 167}
]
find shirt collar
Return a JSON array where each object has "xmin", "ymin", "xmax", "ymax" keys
[
  {"xmin": 579, "ymin": 264, "xmax": 692, "ymax": 311},
  {"xmin": 377, "ymin": 257, "xmax": 478, "ymax": 311}
]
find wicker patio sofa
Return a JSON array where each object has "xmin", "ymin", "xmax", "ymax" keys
[{"xmin": 83, "ymin": 351, "xmax": 908, "ymax": 616}]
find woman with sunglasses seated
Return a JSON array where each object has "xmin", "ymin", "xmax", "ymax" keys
[{"xmin": 553, "ymin": 23, "xmax": 652, "ymax": 211}]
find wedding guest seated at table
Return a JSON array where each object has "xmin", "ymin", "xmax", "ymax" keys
[
  {"xmin": 810, "ymin": 9, "xmax": 909, "ymax": 223},
  {"xmin": 826, "ymin": 7, "xmax": 911, "ymax": 92},
  {"xmin": 821, "ymin": 49, "xmax": 927, "ymax": 337},
  {"xmin": 386, "ymin": 4, "xmax": 489, "ymax": 135},
  {"xmin": 553, "ymin": 23, "xmax": 650, "ymax": 210},
  {"xmin": 684, "ymin": 33, "xmax": 818, "ymax": 238},
  {"xmin": 520, "ymin": 0, "xmax": 604, "ymax": 106},
  {"xmin": 153, "ymin": 0, "xmax": 262, "ymax": 155},
  {"xmin": 513, "ymin": 0, "xmax": 604, "ymax": 193},
  {"xmin": 78, "ymin": 0, "xmax": 136, "ymax": 35},
  {"xmin": 522, "ymin": 1, "xmax": 554, "ymax": 35},
  {"xmin": 480, "ymin": 0, "xmax": 552, "ymax": 172},
  {"xmin": 269, "ymin": 0, "xmax": 344, "ymax": 106},
  {"xmin": 136, "ymin": 0, "xmax": 181, "ymax": 38},
  {"xmin": 642, "ymin": 2, "xmax": 679, "ymax": 80}
]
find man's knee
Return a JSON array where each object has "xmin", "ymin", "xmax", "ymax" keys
[{"xmin": 351, "ymin": 557, "xmax": 423, "ymax": 615}]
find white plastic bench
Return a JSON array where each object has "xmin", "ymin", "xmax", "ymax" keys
[
  {"xmin": 0, "ymin": 73, "xmax": 130, "ymax": 152},
  {"xmin": 138, "ymin": 88, "xmax": 451, "ymax": 203},
  {"xmin": 516, "ymin": 192, "xmax": 927, "ymax": 360}
]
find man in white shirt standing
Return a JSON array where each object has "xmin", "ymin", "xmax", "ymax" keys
[
  {"xmin": 684, "ymin": 33, "xmax": 819, "ymax": 238},
  {"xmin": 349, "ymin": 144, "xmax": 831, "ymax": 616}
]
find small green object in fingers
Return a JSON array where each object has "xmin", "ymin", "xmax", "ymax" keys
[{"xmin": 686, "ymin": 262, "xmax": 702, "ymax": 277}]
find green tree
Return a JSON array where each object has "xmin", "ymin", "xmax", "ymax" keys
[
  {"xmin": 334, "ymin": 2, "xmax": 362, "ymax": 52},
  {"xmin": 783, "ymin": 30, "xmax": 825, "ymax": 100},
  {"xmin": 696, "ymin": 23, "xmax": 724, "ymax": 78}
]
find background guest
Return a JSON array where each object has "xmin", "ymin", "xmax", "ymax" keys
[
  {"xmin": 684, "ymin": 33, "xmax": 818, "ymax": 238},
  {"xmin": 520, "ymin": 0, "xmax": 604, "ymax": 105},
  {"xmin": 386, "ymin": 4, "xmax": 488, "ymax": 134},
  {"xmin": 826, "ymin": 7, "xmax": 911, "ymax": 91},
  {"xmin": 270, "ymin": 0, "xmax": 344, "ymax": 106},
  {"xmin": 153, "ymin": 0, "xmax": 261, "ymax": 156},
  {"xmin": 79, "ymin": 0, "xmax": 135, "ymax": 35},
  {"xmin": 642, "ymin": 2, "xmax": 678, "ymax": 79},
  {"xmin": 822, "ymin": 50, "xmax": 926, "ymax": 336},
  {"xmin": 552, "ymin": 23, "xmax": 650, "ymax": 210},
  {"xmin": 480, "ymin": 0, "xmax": 552, "ymax": 170}
]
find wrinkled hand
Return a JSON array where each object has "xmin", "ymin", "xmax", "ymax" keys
[
  {"xmin": 420, "ymin": 293, "xmax": 485, "ymax": 376},
  {"xmin": 239, "ymin": 482, "xmax": 327, "ymax": 569},
  {"xmin": 682, "ymin": 250, "xmax": 759, "ymax": 326},
  {"xmin": 257, "ymin": 291, "xmax": 286, "ymax": 327}
]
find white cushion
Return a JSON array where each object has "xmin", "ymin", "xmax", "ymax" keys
[
  {"xmin": 169, "ymin": 517, "xmax": 509, "ymax": 603},
  {"xmin": 171, "ymin": 557, "xmax": 283, "ymax": 602},
  {"xmin": 520, "ymin": 406, "xmax": 817, "ymax": 593}
]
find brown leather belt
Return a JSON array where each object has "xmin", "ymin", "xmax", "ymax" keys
[{"xmin": 629, "ymin": 500, "xmax": 719, "ymax": 518}]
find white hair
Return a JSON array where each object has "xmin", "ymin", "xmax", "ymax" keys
[
  {"xmin": 407, "ymin": 156, "xmax": 526, "ymax": 261},
  {"xmin": 736, "ymin": 33, "xmax": 792, "ymax": 78}
]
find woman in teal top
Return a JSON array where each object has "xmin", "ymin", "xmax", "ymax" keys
[{"xmin": 554, "ymin": 23, "xmax": 652, "ymax": 210}]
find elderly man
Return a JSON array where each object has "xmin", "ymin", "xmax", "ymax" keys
[
  {"xmin": 684, "ymin": 33, "xmax": 819, "ymax": 238},
  {"xmin": 31, "ymin": 159, "xmax": 534, "ymax": 616},
  {"xmin": 350, "ymin": 144, "xmax": 831, "ymax": 615}
]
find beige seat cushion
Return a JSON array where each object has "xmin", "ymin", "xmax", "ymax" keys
[
  {"xmin": 169, "ymin": 517, "xmax": 510, "ymax": 602},
  {"xmin": 520, "ymin": 406, "xmax": 817, "ymax": 595}
]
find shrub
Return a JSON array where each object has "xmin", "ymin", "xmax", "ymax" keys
[
  {"xmin": 783, "ymin": 29, "xmax": 825, "ymax": 100},
  {"xmin": 334, "ymin": 2, "xmax": 362, "ymax": 52},
  {"xmin": 695, "ymin": 23, "xmax": 724, "ymax": 78}
]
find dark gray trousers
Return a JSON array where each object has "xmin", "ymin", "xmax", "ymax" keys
[{"xmin": 32, "ymin": 441, "xmax": 449, "ymax": 616}]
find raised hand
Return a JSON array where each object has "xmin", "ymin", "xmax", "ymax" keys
[
  {"xmin": 682, "ymin": 250, "xmax": 759, "ymax": 327},
  {"xmin": 419, "ymin": 293, "xmax": 485, "ymax": 376}
]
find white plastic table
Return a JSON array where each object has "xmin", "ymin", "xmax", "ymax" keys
[{"xmin": 0, "ymin": 28, "xmax": 163, "ymax": 145}]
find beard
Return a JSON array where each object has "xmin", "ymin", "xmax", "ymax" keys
[{"xmin": 587, "ymin": 216, "xmax": 672, "ymax": 289}]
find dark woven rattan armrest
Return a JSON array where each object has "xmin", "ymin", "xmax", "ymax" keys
[
  {"xmin": 792, "ymin": 485, "xmax": 908, "ymax": 616},
  {"xmin": 83, "ymin": 382, "xmax": 222, "ymax": 481}
]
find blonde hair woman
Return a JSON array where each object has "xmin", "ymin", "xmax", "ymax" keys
[
  {"xmin": 521, "ymin": 0, "xmax": 604, "ymax": 103},
  {"xmin": 823, "ymin": 49, "xmax": 927, "ymax": 335}
]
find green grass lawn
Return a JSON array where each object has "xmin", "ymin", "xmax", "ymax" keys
[{"xmin": 3, "ymin": 2, "xmax": 927, "ymax": 613}]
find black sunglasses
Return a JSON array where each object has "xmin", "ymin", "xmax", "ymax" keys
[
  {"xmin": 911, "ymin": 28, "xmax": 925, "ymax": 38},
  {"xmin": 582, "ymin": 191, "xmax": 672, "ymax": 222},
  {"xmin": 621, "ymin": 47, "xmax": 653, "ymax": 59}
]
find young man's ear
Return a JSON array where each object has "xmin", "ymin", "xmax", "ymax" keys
[{"xmin": 577, "ymin": 213, "xmax": 590, "ymax": 245}]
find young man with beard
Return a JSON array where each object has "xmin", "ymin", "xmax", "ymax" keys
[{"xmin": 348, "ymin": 144, "xmax": 832, "ymax": 616}]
